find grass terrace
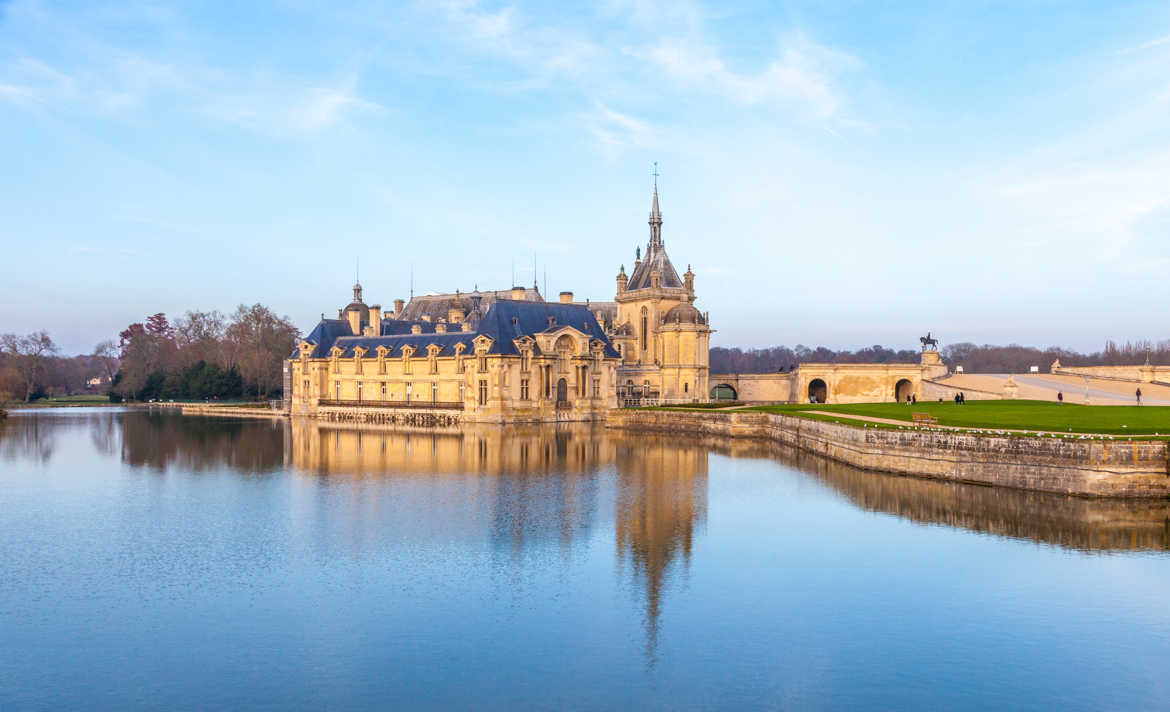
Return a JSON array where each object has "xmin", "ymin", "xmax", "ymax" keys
[{"xmin": 741, "ymin": 400, "xmax": 1170, "ymax": 436}]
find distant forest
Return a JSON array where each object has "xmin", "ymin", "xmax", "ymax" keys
[{"xmin": 710, "ymin": 340, "xmax": 1170, "ymax": 374}]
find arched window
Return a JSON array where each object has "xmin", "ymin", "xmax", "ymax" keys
[
  {"xmin": 641, "ymin": 306, "xmax": 648, "ymax": 351},
  {"xmin": 684, "ymin": 382, "xmax": 689, "ymax": 393}
]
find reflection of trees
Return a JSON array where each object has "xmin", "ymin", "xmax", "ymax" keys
[
  {"xmin": 120, "ymin": 411, "xmax": 286, "ymax": 474},
  {"xmin": 88, "ymin": 411, "xmax": 119, "ymax": 456},
  {"xmin": 0, "ymin": 414, "xmax": 57, "ymax": 464}
]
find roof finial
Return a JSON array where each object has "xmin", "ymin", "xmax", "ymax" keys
[{"xmin": 648, "ymin": 163, "xmax": 663, "ymax": 247}]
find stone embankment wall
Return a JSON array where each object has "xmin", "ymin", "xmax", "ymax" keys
[
  {"xmin": 606, "ymin": 410, "xmax": 1170, "ymax": 498},
  {"xmin": 176, "ymin": 404, "xmax": 287, "ymax": 419}
]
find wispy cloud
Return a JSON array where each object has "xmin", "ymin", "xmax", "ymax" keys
[
  {"xmin": 640, "ymin": 33, "xmax": 859, "ymax": 120},
  {"xmin": 1118, "ymin": 32, "xmax": 1170, "ymax": 54},
  {"xmin": 585, "ymin": 102, "xmax": 653, "ymax": 159}
]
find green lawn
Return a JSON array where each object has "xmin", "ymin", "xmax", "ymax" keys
[
  {"xmin": 11, "ymin": 394, "xmax": 113, "ymax": 408},
  {"xmin": 744, "ymin": 400, "xmax": 1170, "ymax": 435}
]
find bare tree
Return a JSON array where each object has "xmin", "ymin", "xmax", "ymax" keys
[
  {"xmin": 174, "ymin": 311, "xmax": 226, "ymax": 366},
  {"xmin": 0, "ymin": 331, "xmax": 59, "ymax": 401},
  {"xmin": 92, "ymin": 340, "xmax": 120, "ymax": 383},
  {"xmin": 225, "ymin": 304, "xmax": 299, "ymax": 397}
]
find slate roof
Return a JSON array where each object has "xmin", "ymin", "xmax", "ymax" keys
[
  {"xmin": 625, "ymin": 241, "xmax": 684, "ymax": 290},
  {"xmin": 295, "ymin": 300, "xmax": 618, "ymax": 359},
  {"xmin": 397, "ymin": 287, "xmax": 543, "ymax": 322}
]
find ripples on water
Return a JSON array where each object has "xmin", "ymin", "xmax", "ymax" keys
[{"xmin": 1, "ymin": 408, "xmax": 1168, "ymax": 710}]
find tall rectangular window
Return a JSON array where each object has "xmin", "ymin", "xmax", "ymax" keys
[
  {"xmin": 357, "ymin": 382, "xmax": 363, "ymax": 401},
  {"xmin": 521, "ymin": 379, "xmax": 529, "ymax": 400},
  {"xmin": 478, "ymin": 379, "xmax": 488, "ymax": 406},
  {"xmin": 592, "ymin": 379, "xmax": 600, "ymax": 398}
]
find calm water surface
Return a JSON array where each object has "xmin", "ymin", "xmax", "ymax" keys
[{"xmin": 1, "ymin": 408, "xmax": 1169, "ymax": 710}]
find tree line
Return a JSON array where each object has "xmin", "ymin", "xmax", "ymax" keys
[
  {"xmin": 0, "ymin": 303, "xmax": 298, "ymax": 404},
  {"xmin": 710, "ymin": 340, "xmax": 1170, "ymax": 374},
  {"xmin": 110, "ymin": 305, "xmax": 299, "ymax": 402},
  {"xmin": 0, "ymin": 332, "xmax": 117, "ymax": 403}
]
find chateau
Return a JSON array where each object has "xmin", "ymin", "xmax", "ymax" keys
[{"xmin": 287, "ymin": 182, "xmax": 711, "ymax": 423}]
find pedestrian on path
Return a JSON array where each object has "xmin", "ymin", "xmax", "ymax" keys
[
  {"xmin": 1136, "ymin": 387, "xmax": 1142, "ymax": 405},
  {"xmin": 1057, "ymin": 391, "xmax": 1063, "ymax": 404}
]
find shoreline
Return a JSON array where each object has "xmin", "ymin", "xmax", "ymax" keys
[{"xmin": 606, "ymin": 409, "xmax": 1170, "ymax": 498}]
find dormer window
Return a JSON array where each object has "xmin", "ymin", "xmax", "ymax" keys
[{"xmin": 547, "ymin": 316, "xmax": 556, "ymax": 328}]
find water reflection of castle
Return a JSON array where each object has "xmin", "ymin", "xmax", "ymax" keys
[{"xmin": 288, "ymin": 419, "xmax": 708, "ymax": 647}]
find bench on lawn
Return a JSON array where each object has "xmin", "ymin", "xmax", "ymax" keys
[{"xmin": 911, "ymin": 412, "xmax": 938, "ymax": 426}]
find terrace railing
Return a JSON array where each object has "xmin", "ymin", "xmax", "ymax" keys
[{"xmin": 317, "ymin": 399, "xmax": 464, "ymax": 410}]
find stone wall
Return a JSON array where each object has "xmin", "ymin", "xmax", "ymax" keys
[
  {"xmin": 606, "ymin": 409, "xmax": 1170, "ymax": 498},
  {"xmin": 1052, "ymin": 363, "xmax": 1170, "ymax": 383},
  {"xmin": 920, "ymin": 379, "xmax": 1001, "ymax": 401}
]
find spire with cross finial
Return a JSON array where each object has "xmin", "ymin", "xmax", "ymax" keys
[{"xmin": 648, "ymin": 162, "xmax": 663, "ymax": 247}]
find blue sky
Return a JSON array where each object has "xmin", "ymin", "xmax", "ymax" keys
[{"xmin": 2, "ymin": 1, "xmax": 1169, "ymax": 355}]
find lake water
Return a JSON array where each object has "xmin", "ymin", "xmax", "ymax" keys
[{"xmin": 2, "ymin": 408, "xmax": 1169, "ymax": 710}]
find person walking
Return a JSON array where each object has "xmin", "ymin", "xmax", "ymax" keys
[
  {"xmin": 1136, "ymin": 387, "xmax": 1142, "ymax": 406},
  {"xmin": 1057, "ymin": 391, "xmax": 1063, "ymax": 404}
]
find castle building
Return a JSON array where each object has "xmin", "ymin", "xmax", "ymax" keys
[
  {"xmin": 286, "ymin": 181, "xmax": 710, "ymax": 423},
  {"xmin": 610, "ymin": 182, "xmax": 711, "ymax": 405}
]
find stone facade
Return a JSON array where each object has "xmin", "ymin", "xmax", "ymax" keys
[
  {"xmin": 711, "ymin": 349, "xmax": 949, "ymax": 404},
  {"xmin": 288, "ymin": 295, "xmax": 620, "ymax": 424}
]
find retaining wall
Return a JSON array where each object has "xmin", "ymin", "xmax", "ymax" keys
[{"xmin": 606, "ymin": 410, "xmax": 1170, "ymax": 498}]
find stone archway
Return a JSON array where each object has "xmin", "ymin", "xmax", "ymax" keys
[
  {"xmin": 808, "ymin": 378, "xmax": 828, "ymax": 404},
  {"xmin": 711, "ymin": 383, "xmax": 737, "ymax": 401},
  {"xmin": 895, "ymin": 378, "xmax": 915, "ymax": 403}
]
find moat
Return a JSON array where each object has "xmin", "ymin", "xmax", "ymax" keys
[{"xmin": 2, "ymin": 409, "xmax": 1169, "ymax": 710}]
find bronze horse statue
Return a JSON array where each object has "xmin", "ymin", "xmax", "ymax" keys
[{"xmin": 919, "ymin": 332, "xmax": 938, "ymax": 350}]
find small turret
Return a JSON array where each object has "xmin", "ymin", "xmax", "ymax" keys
[
  {"xmin": 684, "ymin": 264, "xmax": 694, "ymax": 300},
  {"xmin": 616, "ymin": 265, "xmax": 627, "ymax": 295}
]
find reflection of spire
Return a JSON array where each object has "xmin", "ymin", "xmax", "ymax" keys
[{"xmin": 615, "ymin": 436, "xmax": 707, "ymax": 661}]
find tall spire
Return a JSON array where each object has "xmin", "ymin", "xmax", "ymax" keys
[{"xmin": 649, "ymin": 162, "xmax": 663, "ymax": 247}]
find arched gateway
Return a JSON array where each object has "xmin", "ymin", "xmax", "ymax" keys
[
  {"xmin": 711, "ymin": 384, "xmax": 737, "ymax": 401},
  {"xmin": 808, "ymin": 379, "xmax": 828, "ymax": 404}
]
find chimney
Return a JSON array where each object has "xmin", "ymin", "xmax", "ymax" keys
[
  {"xmin": 511, "ymin": 286, "xmax": 525, "ymax": 301},
  {"xmin": 559, "ymin": 291, "xmax": 573, "ymax": 304},
  {"xmin": 394, "ymin": 298, "xmax": 405, "ymax": 315},
  {"xmin": 368, "ymin": 304, "xmax": 381, "ymax": 329},
  {"xmin": 448, "ymin": 307, "xmax": 465, "ymax": 323},
  {"xmin": 383, "ymin": 310, "xmax": 393, "ymax": 320},
  {"xmin": 411, "ymin": 324, "xmax": 422, "ymax": 334},
  {"xmin": 435, "ymin": 323, "xmax": 447, "ymax": 334},
  {"xmin": 461, "ymin": 321, "xmax": 473, "ymax": 332}
]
